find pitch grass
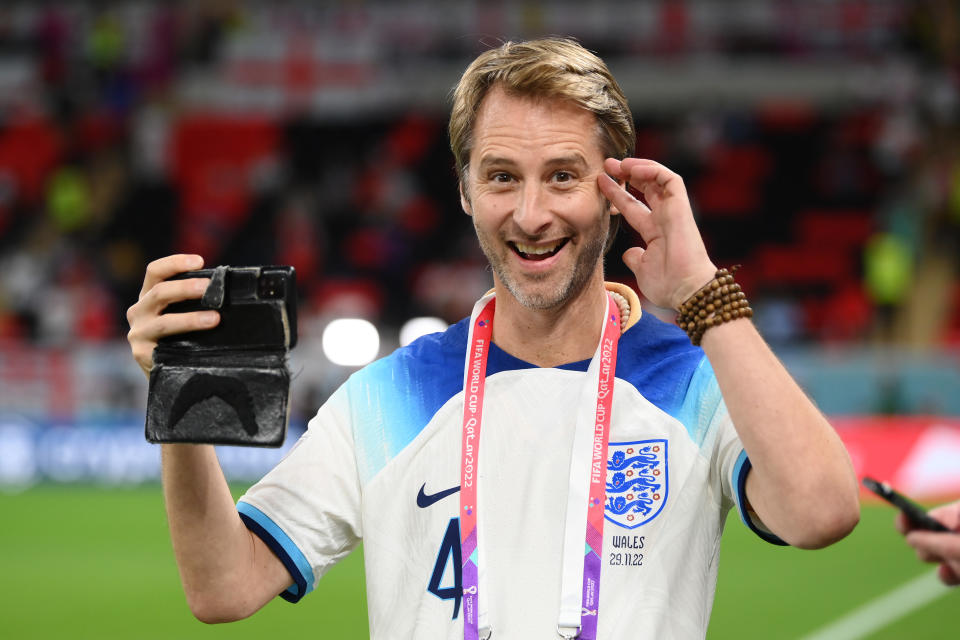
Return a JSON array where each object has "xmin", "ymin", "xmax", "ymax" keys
[{"xmin": 1, "ymin": 485, "xmax": 954, "ymax": 639}]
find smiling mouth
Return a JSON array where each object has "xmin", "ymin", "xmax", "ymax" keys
[{"xmin": 510, "ymin": 239, "xmax": 569, "ymax": 261}]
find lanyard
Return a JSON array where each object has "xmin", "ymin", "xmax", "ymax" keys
[{"xmin": 460, "ymin": 292, "xmax": 621, "ymax": 640}]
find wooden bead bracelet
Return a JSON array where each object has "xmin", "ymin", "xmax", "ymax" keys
[{"xmin": 676, "ymin": 267, "xmax": 753, "ymax": 346}]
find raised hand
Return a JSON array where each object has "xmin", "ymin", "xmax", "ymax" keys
[
  {"xmin": 126, "ymin": 254, "xmax": 219, "ymax": 377},
  {"xmin": 598, "ymin": 158, "xmax": 716, "ymax": 310}
]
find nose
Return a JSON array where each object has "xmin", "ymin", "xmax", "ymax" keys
[{"xmin": 513, "ymin": 182, "xmax": 552, "ymax": 236}]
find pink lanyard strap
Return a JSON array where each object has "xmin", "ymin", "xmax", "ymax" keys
[
  {"xmin": 460, "ymin": 293, "xmax": 621, "ymax": 640},
  {"xmin": 459, "ymin": 295, "xmax": 494, "ymax": 640}
]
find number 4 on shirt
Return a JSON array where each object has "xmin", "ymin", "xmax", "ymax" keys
[{"xmin": 428, "ymin": 518, "xmax": 462, "ymax": 619}]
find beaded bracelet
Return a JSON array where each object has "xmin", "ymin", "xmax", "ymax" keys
[{"xmin": 675, "ymin": 267, "xmax": 753, "ymax": 346}]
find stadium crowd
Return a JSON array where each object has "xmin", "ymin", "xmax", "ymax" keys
[{"xmin": 0, "ymin": 1, "xmax": 957, "ymax": 356}]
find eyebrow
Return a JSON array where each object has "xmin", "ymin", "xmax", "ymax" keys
[
  {"xmin": 477, "ymin": 156, "xmax": 518, "ymax": 172},
  {"xmin": 545, "ymin": 154, "xmax": 589, "ymax": 170},
  {"xmin": 476, "ymin": 153, "xmax": 590, "ymax": 172}
]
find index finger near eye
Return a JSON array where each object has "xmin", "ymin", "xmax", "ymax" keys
[
  {"xmin": 600, "ymin": 173, "xmax": 648, "ymax": 211},
  {"xmin": 140, "ymin": 254, "xmax": 204, "ymax": 299}
]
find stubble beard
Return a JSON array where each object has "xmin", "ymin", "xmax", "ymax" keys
[{"xmin": 474, "ymin": 216, "xmax": 609, "ymax": 311}]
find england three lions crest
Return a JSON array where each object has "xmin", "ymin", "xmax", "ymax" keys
[{"xmin": 604, "ymin": 439, "xmax": 668, "ymax": 529}]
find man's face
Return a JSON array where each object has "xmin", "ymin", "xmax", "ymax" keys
[{"xmin": 462, "ymin": 87, "xmax": 614, "ymax": 311}]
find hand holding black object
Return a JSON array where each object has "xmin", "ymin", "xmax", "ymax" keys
[
  {"xmin": 879, "ymin": 482, "xmax": 960, "ymax": 588},
  {"xmin": 130, "ymin": 256, "xmax": 297, "ymax": 448}
]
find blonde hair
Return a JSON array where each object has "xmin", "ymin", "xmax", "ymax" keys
[{"xmin": 449, "ymin": 37, "xmax": 635, "ymax": 188}]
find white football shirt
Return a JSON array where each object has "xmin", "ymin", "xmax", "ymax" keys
[{"xmin": 238, "ymin": 287, "xmax": 782, "ymax": 639}]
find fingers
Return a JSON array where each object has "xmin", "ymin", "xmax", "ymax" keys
[
  {"xmin": 622, "ymin": 246, "xmax": 645, "ymax": 273},
  {"xmin": 127, "ymin": 254, "xmax": 217, "ymax": 376},
  {"xmin": 128, "ymin": 295, "xmax": 219, "ymax": 340},
  {"xmin": 601, "ymin": 156, "xmax": 716, "ymax": 309},
  {"xmin": 900, "ymin": 500, "xmax": 960, "ymax": 549},
  {"xmin": 898, "ymin": 502, "xmax": 960, "ymax": 536},
  {"xmin": 895, "ymin": 511, "xmax": 912, "ymax": 535},
  {"xmin": 905, "ymin": 529, "xmax": 960, "ymax": 565},
  {"xmin": 603, "ymin": 157, "xmax": 689, "ymax": 206},
  {"xmin": 139, "ymin": 254, "xmax": 205, "ymax": 299},
  {"xmin": 927, "ymin": 502, "xmax": 960, "ymax": 530},
  {"xmin": 133, "ymin": 275, "xmax": 210, "ymax": 319},
  {"xmin": 598, "ymin": 172, "xmax": 656, "ymax": 242},
  {"xmin": 601, "ymin": 157, "xmax": 695, "ymax": 239},
  {"xmin": 127, "ymin": 306, "xmax": 220, "ymax": 376},
  {"xmin": 938, "ymin": 563, "xmax": 960, "ymax": 587},
  {"xmin": 900, "ymin": 505, "xmax": 960, "ymax": 586}
]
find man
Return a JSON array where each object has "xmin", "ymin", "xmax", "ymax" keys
[{"xmin": 127, "ymin": 38, "xmax": 859, "ymax": 638}]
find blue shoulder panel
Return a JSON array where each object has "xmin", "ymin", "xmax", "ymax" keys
[
  {"xmin": 349, "ymin": 319, "xmax": 470, "ymax": 483},
  {"xmin": 615, "ymin": 313, "xmax": 716, "ymax": 443},
  {"xmin": 349, "ymin": 312, "xmax": 719, "ymax": 480}
]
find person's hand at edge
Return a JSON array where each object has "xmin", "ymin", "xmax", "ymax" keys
[{"xmin": 896, "ymin": 500, "xmax": 960, "ymax": 586}]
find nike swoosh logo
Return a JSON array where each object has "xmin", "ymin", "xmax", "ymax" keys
[{"xmin": 416, "ymin": 483, "xmax": 461, "ymax": 508}]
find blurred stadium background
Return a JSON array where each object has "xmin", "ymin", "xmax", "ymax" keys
[{"xmin": 0, "ymin": 1, "xmax": 958, "ymax": 638}]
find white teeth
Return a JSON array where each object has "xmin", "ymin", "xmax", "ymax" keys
[{"xmin": 515, "ymin": 242, "xmax": 561, "ymax": 255}]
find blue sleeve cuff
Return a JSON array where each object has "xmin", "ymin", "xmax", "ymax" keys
[
  {"xmin": 733, "ymin": 451, "xmax": 788, "ymax": 546},
  {"xmin": 237, "ymin": 501, "xmax": 316, "ymax": 602}
]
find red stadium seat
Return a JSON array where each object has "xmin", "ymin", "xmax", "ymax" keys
[
  {"xmin": 169, "ymin": 115, "xmax": 279, "ymax": 256},
  {"xmin": 752, "ymin": 243, "xmax": 854, "ymax": 287},
  {"xmin": 795, "ymin": 209, "xmax": 874, "ymax": 248},
  {"xmin": 0, "ymin": 117, "xmax": 63, "ymax": 205}
]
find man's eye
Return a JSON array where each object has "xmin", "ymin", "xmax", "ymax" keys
[
  {"xmin": 491, "ymin": 172, "xmax": 512, "ymax": 183},
  {"xmin": 553, "ymin": 171, "xmax": 573, "ymax": 183}
]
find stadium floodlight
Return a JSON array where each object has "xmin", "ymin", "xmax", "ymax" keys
[
  {"xmin": 322, "ymin": 318, "xmax": 380, "ymax": 366},
  {"xmin": 399, "ymin": 316, "xmax": 448, "ymax": 347}
]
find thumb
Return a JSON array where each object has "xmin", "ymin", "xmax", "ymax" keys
[{"xmin": 623, "ymin": 246, "xmax": 645, "ymax": 274}]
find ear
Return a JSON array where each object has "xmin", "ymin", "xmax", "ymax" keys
[{"xmin": 459, "ymin": 182, "xmax": 472, "ymax": 216}]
